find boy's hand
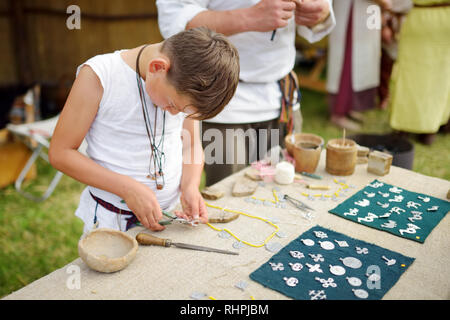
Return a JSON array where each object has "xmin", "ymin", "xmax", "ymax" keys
[
  {"xmin": 123, "ymin": 180, "xmax": 165, "ymax": 231},
  {"xmin": 294, "ymin": 0, "xmax": 330, "ymax": 27},
  {"xmin": 177, "ymin": 186, "xmax": 208, "ymax": 224}
]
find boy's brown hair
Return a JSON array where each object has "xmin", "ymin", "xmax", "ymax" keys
[{"xmin": 161, "ymin": 27, "xmax": 240, "ymax": 120}]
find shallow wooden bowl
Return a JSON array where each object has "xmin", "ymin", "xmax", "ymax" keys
[{"xmin": 78, "ymin": 228, "xmax": 138, "ymax": 273}]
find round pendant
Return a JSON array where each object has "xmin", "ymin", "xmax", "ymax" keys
[
  {"xmin": 329, "ymin": 264, "xmax": 346, "ymax": 276},
  {"xmin": 289, "ymin": 263, "xmax": 304, "ymax": 272},
  {"xmin": 289, "ymin": 250, "xmax": 305, "ymax": 259},
  {"xmin": 367, "ymin": 273, "xmax": 381, "ymax": 282},
  {"xmin": 233, "ymin": 241, "xmax": 244, "ymax": 249},
  {"xmin": 346, "ymin": 277, "xmax": 362, "ymax": 287},
  {"xmin": 283, "ymin": 277, "xmax": 299, "ymax": 287},
  {"xmin": 318, "ymin": 241, "xmax": 335, "ymax": 250},
  {"xmin": 265, "ymin": 242, "xmax": 282, "ymax": 253},
  {"xmin": 218, "ymin": 230, "xmax": 231, "ymax": 239},
  {"xmin": 339, "ymin": 257, "xmax": 362, "ymax": 269},
  {"xmin": 276, "ymin": 231, "xmax": 287, "ymax": 238},
  {"xmin": 352, "ymin": 288, "xmax": 369, "ymax": 299},
  {"xmin": 300, "ymin": 239, "xmax": 315, "ymax": 246}
]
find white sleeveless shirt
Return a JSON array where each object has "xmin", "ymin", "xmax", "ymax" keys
[{"xmin": 75, "ymin": 50, "xmax": 185, "ymax": 216}]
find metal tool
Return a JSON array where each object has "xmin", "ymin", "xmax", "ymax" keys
[
  {"xmin": 283, "ymin": 194, "xmax": 315, "ymax": 212},
  {"xmin": 300, "ymin": 172, "xmax": 322, "ymax": 180},
  {"xmin": 136, "ymin": 233, "xmax": 239, "ymax": 256},
  {"xmin": 160, "ymin": 210, "xmax": 199, "ymax": 227}
]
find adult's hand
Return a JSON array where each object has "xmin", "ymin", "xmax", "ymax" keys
[
  {"xmin": 249, "ymin": 0, "xmax": 297, "ymax": 32},
  {"xmin": 294, "ymin": 0, "xmax": 330, "ymax": 27}
]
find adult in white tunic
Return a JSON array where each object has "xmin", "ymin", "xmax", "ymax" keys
[
  {"xmin": 326, "ymin": 0, "xmax": 387, "ymax": 131},
  {"xmin": 157, "ymin": 0, "xmax": 336, "ymax": 186}
]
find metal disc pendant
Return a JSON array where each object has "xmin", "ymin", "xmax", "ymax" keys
[
  {"xmin": 218, "ymin": 230, "xmax": 231, "ymax": 239},
  {"xmin": 329, "ymin": 264, "xmax": 346, "ymax": 276},
  {"xmin": 300, "ymin": 239, "xmax": 315, "ymax": 246},
  {"xmin": 276, "ymin": 231, "xmax": 287, "ymax": 238},
  {"xmin": 233, "ymin": 241, "xmax": 244, "ymax": 249},
  {"xmin": 318, "ymin": 241, "xmax": 335, "ymax": 250},
  {"xmin": 265, "ymin": 242, "xmax": 283, "ymax": 253},
  {"xmin": 367, "ymin": 273, "xmax": 381, "ymax": 282},
  {"xmin": 346, "ymin": 277, "xmax": 362, "ymax": 287},
  {"xmin": 353, "ymin": 288, "xmax": 369, "ymax": 299},
  {"xmin": 340, "ymin": 257, "xmax": 362, "ymax": 269}
]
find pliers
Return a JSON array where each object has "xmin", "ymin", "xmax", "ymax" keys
[
  {"xmin": 283, "ymin": 194, "xmax": 315, "ymax": 212},
  {"xmin": 159, "ymin": 210, "xmax": 199, "ymax": 227}
]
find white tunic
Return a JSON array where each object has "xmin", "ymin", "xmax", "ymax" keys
[
  {"xmin": 74, "ymin": 50, "xmax": 185, "ymax": 232},
  {"xmin": 156, "ymin": 0, "xmax": 336, "ymax": 124},
  {"xmin": 326, "ymin": 0, "xmax": 381, "ymax": 93}
]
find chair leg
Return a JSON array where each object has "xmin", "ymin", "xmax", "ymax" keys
[{"xmin": 15, "ymin": 144, "xmax": 64, "ymax": 202}]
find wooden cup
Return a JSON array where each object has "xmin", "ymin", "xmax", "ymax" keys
[
  {"xmin": 290, "ymin": 134, "xmax": 324, "ymax": 173},
  {"xmin": 326, "ymin": 138, "xmax": 357, "ymax": 176}
]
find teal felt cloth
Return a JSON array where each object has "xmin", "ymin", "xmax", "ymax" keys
[
  {"xmin": 328, "ymin": 179, "xmax": 450, "ymax": 243},
  {"xmin": 249, "ymin": 225, "xmax": 414, "ymax": 300}
]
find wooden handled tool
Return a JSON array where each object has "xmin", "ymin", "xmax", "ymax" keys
[{"xmin": 136, "ymin": 233, "xmax": 239, "ymax": 256}]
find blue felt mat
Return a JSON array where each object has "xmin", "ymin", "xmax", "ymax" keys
[
  {"xmin": 249, "ymin": 225, "xmax": 415, "ymax": 300},
  {"xmin": 328, "ymin": 179, "xmax": 450, "ymax": 243}
]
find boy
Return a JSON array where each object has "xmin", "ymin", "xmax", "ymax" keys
[{"xmin": 49, "ymin": 27, "xmax": 239, "ymax": 233}]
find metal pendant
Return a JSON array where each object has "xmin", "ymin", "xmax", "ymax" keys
[
  {"xmin": 339, "ymin": 257, "xmax": 362, "ymax": 269},
  {"xmin": 352, "ymin": 288, "xmax": 369, "ymax": 299},
  {"xmin": 290, "ymin": 251, "xmax": 305, "ymax": 259},
  {"xmin": 283, "ymin": 277, "xmax": 299, "ymax": 287},
  {"xmin": 329, "ymin": 264, "xmax": 346, "ymax": 276},
  {"xmin": 318, "ymin": 241, "xmax": 335, "ymax": 250},
  {"xmin": 346, "ymin": 277, "xmax": 362, "ymax": 287},
  {"xmin": 300, "ymin": 238, "xmax": 315, "ymax": 246},
  {"xmin": 289, "ymin": 262, "xmax": 304, "ymax": 272},
  {"xmin": 265, "ymin": 242, "xmax": 282, "ymax": 253}
]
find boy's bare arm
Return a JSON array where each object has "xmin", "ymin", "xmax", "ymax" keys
[
  {"xmin": 49, "ymin": 65, "xmax": 164, "ymax": 230},
  {"xmin": 178, "ymin": 118, "xmax": 208, "ymax": 223},
  {"xmin": 186, "ymin": 0, "xmax": 296, "ymax": 36}
]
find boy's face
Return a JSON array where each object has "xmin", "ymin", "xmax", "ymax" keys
[{"xmin": 144, "ymin": 58, "xmax": 196, "ymax": 116}]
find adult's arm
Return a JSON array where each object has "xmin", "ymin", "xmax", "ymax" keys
[{"xmin": 156, "ymin": 0, "xmax": 331, "ymax": 38}]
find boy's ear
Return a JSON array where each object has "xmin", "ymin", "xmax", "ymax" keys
[{"xmin": 148, "ymin": 58, "xmax": 170, "ymax": 74}]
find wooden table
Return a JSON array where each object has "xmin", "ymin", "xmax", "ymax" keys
[{"xmin": 3, "ymin": 155, "xmax": 450, "ymax": 300}]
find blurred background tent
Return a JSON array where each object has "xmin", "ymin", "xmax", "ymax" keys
[
  {"xmin": 0, "ymin": 0, "xmax": 328, "ymax": 127},
  {"xmin": 0, "ymin": 0, "xmax": 164, "ymax": 125}
]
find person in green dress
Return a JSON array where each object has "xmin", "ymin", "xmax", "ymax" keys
[{"xmin": 389, "ymin": 0, "xmax": 450, "ymax": 145}]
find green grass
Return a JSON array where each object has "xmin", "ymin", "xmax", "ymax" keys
[{"xmin": 0, "ymin": 89, "xmax": 449, "ymax": 298}]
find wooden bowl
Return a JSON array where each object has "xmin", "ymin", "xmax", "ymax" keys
[
  {"xmin": 285, "ymin": 133, "xmax": 324, "ymax": 157},
  {"xmin": 78, "ymin": 228, "xmax": 138, "ymax": 273}
]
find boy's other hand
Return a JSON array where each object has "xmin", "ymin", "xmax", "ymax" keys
[
  {"xmin": 123, "ymin": 180, "xmax": 165, "ymax": 231},
  {"xmin": 178, "ymin": 186, "xmax": 208, "ymax": 224}
]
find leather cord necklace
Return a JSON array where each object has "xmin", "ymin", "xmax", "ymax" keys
[{"xmin": 135, "ymin": 45, "xmax": 166, "ymax": 190}]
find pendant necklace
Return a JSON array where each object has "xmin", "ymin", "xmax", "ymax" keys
[{"xmin": 135, "ymin": 45, "xmax": 166, "ymax": 190}]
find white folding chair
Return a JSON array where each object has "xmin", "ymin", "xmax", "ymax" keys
[{"xmin": 6, "ymin": 115, "xmax": 87, "ymax": 202}]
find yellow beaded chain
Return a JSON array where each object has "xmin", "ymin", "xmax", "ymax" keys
[
  {"xmin": 205, "ymin": 202, "xmax": 280, "ymax": 248},
  {"xmin": 299, "ymin": 178, "xmax": 350, "ymax": 199}
]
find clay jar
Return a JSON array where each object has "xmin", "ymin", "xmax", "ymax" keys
[
  {"xmin": 326, "ymin": 138, "xmax": 357, "ymax": 176},
  {"xmin": 287, "ymin": 133, "xmax": 324, "ymax": 173}
]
